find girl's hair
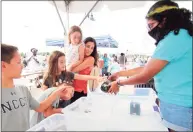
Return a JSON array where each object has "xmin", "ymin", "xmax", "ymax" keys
[
  {"xmin": 68, "ymin": 25, "xmax": 82, "ymax": 44},
  {"xmin": 43, "ymin": 51, "xmax": 65, "ymax": 86},
  {"xmin": 146, "ymin": 0, "xmax": 193, "ymax": 45},
  {"xmin": 84, "ymin": 37, "xmax": 98, "ymax": 66}
]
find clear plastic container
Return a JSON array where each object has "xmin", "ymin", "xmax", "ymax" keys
[
  {"xmin": 27, "ymin": 114, "xmax": 67, "ymax": 131},
  {"xmin": 28, "ymin": 110, "xmax": 166, "ymax": 131},
  {"xmin": 63, "ymin": 88, "xmax": 156, "ymax": 117},
  {"xmin": 28, "ymin": 113, "xmax": 109, "ymax": 131},
  {"xmin": 28, "ymin": 88, "xmax": 166, "ymax": 131}
]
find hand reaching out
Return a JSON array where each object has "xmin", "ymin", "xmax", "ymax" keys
[
  {"xmin": 108, "ymin": 81, "xmax": 119, "ymax": 94},
  {"xmin": 96, "ymin": 76, "xmax": 107, "ymax": 82},
  {"xmin": 52, "ymin": 84, "xmax": 74, "ymax": 97},
  {"xmin": 108, "ymin": 72, "xmax": 119, "ymax": 81}
]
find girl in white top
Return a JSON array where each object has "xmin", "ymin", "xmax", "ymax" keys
[{"xmin": 65, "ymin": 25, "xmax": 85, "ymax": 71}]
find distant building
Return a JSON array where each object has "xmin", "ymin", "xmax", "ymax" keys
[{"xmin": 93, "ymin": 35, "xmax": 118, "ymax": 48}]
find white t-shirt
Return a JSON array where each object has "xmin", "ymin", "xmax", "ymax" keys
[
  {"xmin": 25, "ymin": 54, "xmax": 42, "ymax": 71},
  {"xmin": 65, "ymin": 43, "xmax": 83, "ymax": 66}
]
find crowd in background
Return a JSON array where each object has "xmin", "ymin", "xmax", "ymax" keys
[{"xmin": 21, "ymin": 48, "xmax": 150, "ymax": 76}]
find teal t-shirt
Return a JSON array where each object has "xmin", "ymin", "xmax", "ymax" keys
[
  {"xmin": 109, "ymin": 63, "xmax": 120, "ymax": 74},
  {"xmin": 152, "ymin": 29, "xmax": 192, "ymax": 107},
  {"xmin": 103, "ymin": 57, "xmax": 110, "ymax": 68}
]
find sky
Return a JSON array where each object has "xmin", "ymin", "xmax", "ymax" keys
[{"xmin": 2, "ymin": 1, "xmax": 192, "ymax": 54}]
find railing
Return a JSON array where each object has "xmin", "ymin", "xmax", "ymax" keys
[{"xmin": 22, "ymin": 71, "xmax": 44, "ymax": 78}]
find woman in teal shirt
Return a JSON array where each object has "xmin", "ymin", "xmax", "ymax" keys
[{"xmin": 108, "ymin": 0, "xmax": 192, "ymax": 131}]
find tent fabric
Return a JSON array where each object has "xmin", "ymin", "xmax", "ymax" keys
[{"xmin": 49, "ymin": 1, "xmax": 147, "ymax": 13}]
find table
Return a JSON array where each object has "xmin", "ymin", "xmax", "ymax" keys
[
  {"xmin": 22, "ymin": 69, "xmax": 44, "ymax": 77},
  {"xmin": 28, "ymin": 88, "xmax": 167, "ymax": 131}
]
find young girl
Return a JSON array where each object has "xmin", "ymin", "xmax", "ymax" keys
[
  {"xmin": 65, "ymin": 25, "xmax": 85, "ymax": 71},
  {"xmin": 42, "ymin": 50, "xmax": 105, "ymax": 105},
  {"xmin": 42, "ymin": 50, "xmax": 105, "ymax": 90},
  {"xmin": 32, "ymin": 50, "xmax": 105, "ymax": 126}
]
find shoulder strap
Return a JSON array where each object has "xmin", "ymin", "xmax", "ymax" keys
[{"xmin": 91, "ymin": 67, "xmax": 96, "ymax": 91}]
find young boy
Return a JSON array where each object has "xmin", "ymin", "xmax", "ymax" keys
[
  {"xmin": 1, "ymin": 44, "xmax": 74, "ymax": 131},
  {"xmin": 30, "ymin": 86, "xmax": 74, "ymax": 127}
]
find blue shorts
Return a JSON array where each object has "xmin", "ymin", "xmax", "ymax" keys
[{"xmin": 159, "ymin": 100, "xmax": 192, "ymax": 131}]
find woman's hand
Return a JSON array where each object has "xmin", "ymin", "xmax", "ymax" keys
[
  {"xmin": 108, "ymin": 81, "xmax": 119, "ymax": 94},
  {"xmin": 108, "ymin": 72, "xmax": 119, "ymax": 81}
]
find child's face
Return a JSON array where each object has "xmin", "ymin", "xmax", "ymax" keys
[
  {"xmin": 70, "ymin": 31, "xmax": 81, "ymax": 45},
  {"xmin": 60, "ymin": 86, "xmax": 74, "ymax": 100},
  {"xmin": 58, "ymin": 56, "xmax": 66, "ymax": 72},
  {"xmin": 2, "ymin": 51, "xmax": 23, "ymax": 79}
]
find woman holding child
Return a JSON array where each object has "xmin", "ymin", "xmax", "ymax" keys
[
  {"xmin": 59, "ymin": 25, "xmax": 99, "ymax": 104},
  {"xmin": 40, "ymin": 26, "xmax": 100, "ymax": 107},
  {"xmin": 70, "ymin": 36, "xmax": 98, "ymax": 103}
]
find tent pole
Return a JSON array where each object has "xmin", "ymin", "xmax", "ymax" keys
[
  {"xmin": 52, "ymin": 0, "xmax": 67, "ymax": 36},
  {"xmin": 79, "ymin": 0, "xmax": 100, "ymax": 26},
  {"xmin": 63, "ymin": 1, "xmax": 70, "ymax": 52},
  {"xmin": 64, "ymin": 0, "xmax": 70, "ymax": 32}
]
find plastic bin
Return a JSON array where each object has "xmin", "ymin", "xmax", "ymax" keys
[
  {"xmin": 27, "ymin": 114, "xmax": 67, "ymax": 131},
  {"xmin": 28, "ymin": 87, "xmax": 166, "ymax": 131},
  {"xmin": 28, "ymin": 106, "xmax": 166, "ymax": 131},
  {"xmin": 63, "ymin": 88, "xmax": 157, "ymax": 118},
  {"xmin": 28, "ymin": 113, "xmax": 109, "ymax": 131}
]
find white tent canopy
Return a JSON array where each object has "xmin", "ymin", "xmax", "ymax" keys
[
  {"xmin": 49, "ymin": 1, "xmax": 147, "ymax": 13},
  {"xmin": 2, "ymin": 1, "xmax": 192, "ymax": 53},
  {"xmin": 48, "ymin": 1, "xmax": 148, "ymax": 34}
]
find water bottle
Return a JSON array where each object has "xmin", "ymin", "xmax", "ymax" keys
[{"xmin": 130, "ymin": 101, "xmax": 141, "ymax": 116}]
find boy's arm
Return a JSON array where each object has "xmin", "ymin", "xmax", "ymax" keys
[
  {"xmin": 69, "ymin": 44, "xmax": 85, "ymax": 69},
  {"xmin": 34, "ymin": 92, "xmax": 59, "ymax": 112},
  {"xmin": 27, "ymin": 85, "xmax": 71, "ymax": 112},
  {"xmin": 43, "ymin": 106, "xmax": 62, "ymax": 117}
]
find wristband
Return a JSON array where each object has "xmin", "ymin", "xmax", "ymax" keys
[{"xmin": 117, "ymin": 80, "xmax": 123, "ymax": 87}]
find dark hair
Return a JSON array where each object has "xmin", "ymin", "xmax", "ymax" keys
[
  {"xmin": 1, "ymin": 44, "xmax": 18, "ymax": 63},
  {"xmin": 120, "ymin": 53, "xmax": 124, "ymax": 56},
  {"xmin": 68, "ymin": 25, "xmax": 82, "ymax": 44},
  {"xmin": 114, "ymin": 57, "xmax": 118, "ymax": 63},
  {"xmin": 31, "ymin": 48, "xmax": 35, "ymax": 52},
  {"xmin": 146, "ymin": 0, "xmax": 193, "ymax": 45},
  {"xmin": 84, "ymin": 37, "xmax": 98, "ymax": 66}
]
